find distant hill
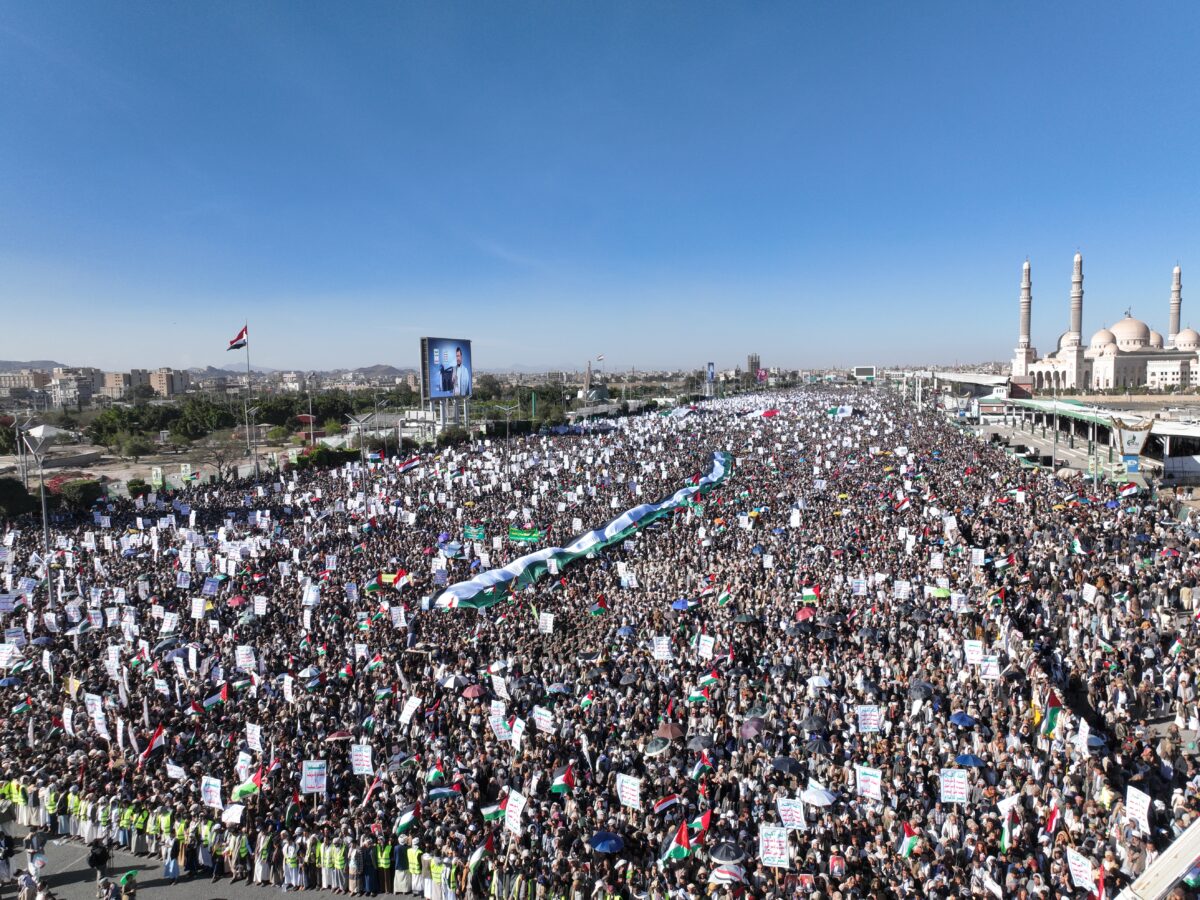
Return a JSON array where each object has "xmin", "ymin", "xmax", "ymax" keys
[
  {"xmin": 188, "ymin": 365, "xmax": 277, "ymax": 377},
  {"xmin": 0, "ymin": 359, "xmax": 65, "ymax": 372},
  {"xmin": 352, "ymin": 364, "xmax": 406, "ymax": 378}
]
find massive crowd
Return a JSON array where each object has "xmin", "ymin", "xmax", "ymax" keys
[{"xmin": 1, "ymin": 387, "xmax": 1199, "ymax": 900}]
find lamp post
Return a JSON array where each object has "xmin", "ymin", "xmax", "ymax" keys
[
  {"xmin": 347, "ymin": 413, "xmax": 373, "ymax": 467},
  {"xmin": 22, "ymin": 433, "xmax": 57, "ymax": 609},
  {"xmin": 374, "ymin": 395, "xmax": 391, "ymax": 457},
  {"xmin": 497, "ymin": 403, "xmax": 519, "ymax": 444},
  {"xmin": 247, "ymin": 406, "xmax": 261, "ymax": 480}
]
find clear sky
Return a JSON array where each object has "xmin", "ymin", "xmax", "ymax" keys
[{"xmin": 2, "ymin": 3, "xmax": 1200, "ymax": 373}]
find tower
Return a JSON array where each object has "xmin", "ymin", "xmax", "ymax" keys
[
  {"xmin": 1066, "ymin": 252, "xmax": 1084, "ymax": 347},
  {"xmin": 1012, "ymin": 259, "xmax": 1037, "ymax": 376},
  {"xmin": 1169, "ymin": 264, "xmax": 1182, "ymax": 347}
]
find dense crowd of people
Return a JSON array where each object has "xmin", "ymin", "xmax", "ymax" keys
[{"xmin": 1, "ymin": 386, "xmax": 1199, "ymax": 900}]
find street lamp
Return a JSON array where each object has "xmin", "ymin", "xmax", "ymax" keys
[
  {"xmin": 247, "ymin": 406, "xmax": 261, "ymax": 480},
  {"xmin": 22, "ymin": 433, "xmax": 57, "ymax": 609},
  {"xmin": 496, "ymin": 403, "xmax": 519, "ymax": 444},
  {"xmin": 346, "ymin": 413, "xmax": 374, "ymax": 467},
  {"xmin": 374, "ymin": 395, "xmax": 391, "ymax": 457}
]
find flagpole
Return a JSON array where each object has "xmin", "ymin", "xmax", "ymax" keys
[{"xmin": 243, "ymin": 320, "xmax": 259, "ymax": 480}]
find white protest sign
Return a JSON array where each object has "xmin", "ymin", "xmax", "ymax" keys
[
  {"xmin": 201, "ymin": 775, "xmax": 223, "ymax": 809},
  {"xmin": 856, "ymin": 705, "xmax": 881, "ymax": 733},
  {"xmin": 350, "ymin": 744, "xmax": 373, "ymax": 776},
  {"xmin": 652, "ymin": 636, "xmax": 674, "ymax": 661},
  {"xmin": 537, "ymin": 612, "xmax": 555, "ymax": 635},
  {"xmin": 697, "ymin": 634, "xmax": 715, "ymax": 659},
  {"xmin": 301, "ymin": 760, "xmax": 328, "ymax": 794},
  {"xmin": 399, "ymin": 696, "xmax": 422, "ymax": 726},
  {"xmin": 776, "ymin": 798, "xmax": 806, "ymax": 830},
  {"xmin": 939, "ymin": 768, "xmax": 969, "ymax": 804},
  {"xmin": 532, "ymin": 705, "xmax": 555, "ymax": 734},
  {"xmin": 963, "ymin": 640, "xmax": 983, "ymax": 665},
  {"xmin": 504, "ymin": 788, "xmax": 527, "ymax": 835},
  {"xmin": 758, "ymin": 824, "xmax": 790, "ymax": 869},
  {"xmin": 1066, "ymin": 848, "xmax": 1096, "ymax": 892},
  {"xmin": 980, "ymin": 656, "xmax": 1001, "ymax": 680},
  {"xmin": 855, "ymin": 765, "xmax": 883, "ymax": 801},
  {"xmin": 1127, "ymin": 785, "xmax": 1152, "ymax": 834},
  {"xmin": 615, "ymin": 773, "xmax": 642, "ymax": 809}
]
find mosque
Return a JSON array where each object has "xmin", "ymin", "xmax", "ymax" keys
[{"xmin": 1011, "ymin": 254, "xmax": 1195, "ymax": 391}]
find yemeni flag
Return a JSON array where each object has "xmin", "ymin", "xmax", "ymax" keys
[
  {"xmin": 588, "ymin": 597, "xmax": 609, "ymax": 616},
  {"xmin": 697, "ymin": 669, "xmax": 720, "ymax": 687},
  {"xmin": 1000, "ymin": 810, "xmax": 1014, "ymax": 854},
  {"xmin": 1041, "ymin": 690, "xmax": 1063, "ymax": 737},
  {"xmin": 894, "ymin": 497, "xmax": 912, "ymax": 512},
  {"xmin": 396, "ymin": 456, "xmax": 421, "ymax": 474},
  {"xmin": 716, "ymin": 591, "xmax": 732, "ymax": 607},
  {"xmin": 203, "ymin": 683, "xmax": 229, "ymax": 709},
  {"xmin": 366, "ymin": 654, "xmax": 384, "ymax": 672},
  {"xmin": 690, "ymin": 750, "xmax": 714, "ymax": 780},
  {"xmin": 994, "ymin": 553, "xmax": 1015, "ymax": 570},
  {"xmin": 394, "ymin": 803, "xmax": 420, "ymax": 833},
  {"xmin": 660, "ymin": 822, "xmax": 692, "ymax": 862},
  {"xmin": 898, "ymin": 822, "xmax": 920, "ymax": 857},
  {"xmin": 579, "ymin": 691, "xmax": 595, "ymax": 711},
  {"xmin": 1119, "ymin": 482, "xmax": 1139, "ymax": 498},
  {"xmin": 652, "ymin": 794, "xmax": 680, "ymax": 815},
  {"xmin": 227, "ymin": 325, "xmax": 248, "ymax": 351},
  {"xmin": 550, "ymin": 764, "xmax": 575, "ymax": 795},
  {"xmin": 138, "ymin": 724, "xmax": 165, "ymax": 767},
  {"xmin": 231, "ymin": 766, "xmax": 263, "ymax": 802},
  {"xmin": 687, "ymin": 686, "xmax": 711, "ymax": 704},
  {"xmin": 467, "ymin": 832, "xmax": 494, "ymax": 876},
  {"xmin": 11, "ymin": 696, "xmax": 32, "ymax": 715},
  {"xmin": 1044, "ymin": 800, "xmax": 1059, "ymax": 835}
]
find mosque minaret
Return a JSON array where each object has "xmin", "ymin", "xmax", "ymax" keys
[{"xmin": 1011, "ymin": 254, "xmax": 1197, "ymax": 391}]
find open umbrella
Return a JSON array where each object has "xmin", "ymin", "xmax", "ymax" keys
[
  {"xmin": 585, "ymin": 666, "xmax": 607, "ymax": 683},
  {"xmin": 800, "ymin": 715, "xmax": 828, "ymax": 732},
  {"xmin": 805, "ymin": 737, "xmax": 832, "ymax": 755},
  {"xmin": 769, "ymin": 664, "xmax": 788, "ymax": 678},
  {"xmin": 441, "ymin": 675, "xmax": 469, "ymax": 689},
  {"xmin": 588, "ymin": 832, "xmax": 624, "ymax": 854},
  {"xmin": 645, "ymin": 737, "xmax": 671, "ymax": 757},
  {"xmin": 616, "ymin": 626, "xmax": 635, "ymax": 637},
  {"xmin": 655, "ymin": 722, "xmax": 685, "ymax": 740},
  {"xmin": 745, "ymin": 704, "xmax": 771, "ymax": 719},
  {"xmin": 709, "ymin": 842, "xmax": 747, "ymax": 864},
  {"xmin": 816, "ymin": 629, "xmax": 837, "ymax": 641},
  {"xmin": 856, "ymin": 627, "xmax": 879, "ymax": 640},
  {"xmin": 619, "ymin": 673, "xmax": 638, "ymax": 686},
  {"xmin": 801, "ymin": 786, "xmax": 835, "ymax": 806},
  {"xmin": 784, "ymin": 625, "xmax": 805, "ymax": 638},
  {"xmin": 0, "ymin": 677, "xmax": 21, "ymax": 688},
  {"xmin": 808, "ymin": 675, "xmax": 831, "ymax": 689},
  {"xmin": 462, "ymin": 685, "xmax": 486, "ymax": 699},
  {"xmin": 793, "ymin": 621, "xmax": 815, "ymax": 635},
  {"xmin": 227, "ymin": 596, "xmax": 247, "ymax": 607},
  {"xmin": 772, "ymin": 756, "xmax": 803, "ymax": 776},
  {"xmin": 739, "ymin": 718, "xmax": 766, "ymax": 739},
  {"xmin": 326, "ymin": 730, "xmax": 353, "ymax": 741},
  {"xmin": 548, "ymin": 683, "xmax": 572, "ymax": 695},
  {"xmin": 955, "ymin": 753, "xmax": 985, "ymax": 767},
  {"xmin": 30, "ymin": 637, "xmax": 53, "ymax": 647},
  {"xmin": 733, "ymin": 614, "xmax": 758, "ymax": 625},
  {"xmin": 949, "ymin": 711, "xmax": 976, "ymax": 728},
  {"xmin": 671, "ymin": 598, "xmax": 692, "ymax": 611},
  {"xmin": 795, "ymin": 607, "xmax": 816, "ymax": 622},
  {"xmin": 687, "ymin": 734, "xmax": 715, "ymax": 751},
  {"xmin": 909, "ymin": 681, "xmax": 934, "ymax": 700},
  {"xmin": 708, "ymin": 864, "xmax": 746, "ymax": 884}
]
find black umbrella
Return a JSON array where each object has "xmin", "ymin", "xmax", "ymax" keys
[
  {"xmin": 909, "ymin": 609, "xmax": 929, "ymax": 623},
  {"xmin": 727, "ymin": 666, "xmax": 753, "ymax": 677},
  {"xmin": 645, "ymin": 737, "xmax": 671, "ymax": 757},
  {"xmin": 586, "ymin": 666, "xmax": 607, "ymax": 683},
  {"xmin": 794, "ymin": 621, "xmax": 815, "ymax": 635},
  {"xmin": 805, "ymin": 737, "xmax": 832, "ymax": 755},
  {"xmin": 772, "ymin": 756, "xmax": 803, "ymax": 776},
  {"xmin": 785, "ymin": 625, "xmax": 805, "ymax": 638},
  {"xmin": 856, "ymin": 627, "xmax": 879, "ymax": 640},
  {"xmin": 739, "ymin": 718, "xmax": 766, "ymax": 739},
  {"xmin": 816, "ymin": 629, "xmax": 837, "ymax": 641},
  {"xmin": 745, "ymin": 704, "xmax": 771, "ymax": 719},
  {"xmin": 733, "ymin": 614, "xmax": 758, "ymax": 625},
  {"xmin": 687, "ymin": 734, "xmax": 715, "ymax": 751},
  {"xmin": 619, "ymin": 673, "xmax": 638, "ymax": 686},
  {"xmin": 819, "ymin": 614, "xmax": 844, "ymax": 626},
  {"xmin": 909, "ymin": 681, "xmax": 934, "ymax": 699},
  {"xmin": 800, "ymin": 714, "xmax": 828, "ymax": 732},
  {"xmin": 769, "ymin": 664, "xmax": 788, "ymax": 678},
  {"xmin": 709, "ymin": 842, "xmax": 747, "ymax": 864}
]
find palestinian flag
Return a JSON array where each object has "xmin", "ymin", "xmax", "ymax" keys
[
  {"xmin": 425, "ymin": 760, "xmax": 446, "ymax": 783},
  {"xmin": 716, "ymin": 591, "xmax": 732, "ymax": 607},
  {"xmin": 588, "ymin": 598, "xmax": 609, "ymax": 616},
  {"xmin": 1041, "ymin": 690, "xmax": 1062, "ymax": 736},
  {"xmin": 11, "ymin": 697, "xmax": 32, "ymax": 715},
  {"xmin": 661, "ymin": 822, "xmax": 691, "ymax": 862},
  {"xmin": 187, "ymin": 701, "xmax": 203, "ymax": 717},
  {"xmin": 687, "ymin": 686, "xmax": 711, "ymax": 704},
  {"xmin": 653, "ymin": 793, "xmax": 680, "ymax": 814},
  {"xmin": 1170, "ymin": 639, "xmax": 1184, "ymax": 658},
  {"xmin": 366, "ymin": 654, "xmax": 384, "ymax": 672},
  {"xmin": 374, "ymin": 686, "xmax": 394, "ymax": 701},
  {"xmin": 231, "ymin": 766, "xmax": 263, "ymax": 801},
  {"xmin": 994, "ymin": 553, "xmax": 1015, "ymax": 570},
  {"xmin": 898, "ymin": 822, "xmax": 920, "ymax": 857},
  {"xmin": 467, "ymin": 832, "xmax": 493, "ymax": 875},
  {"xmin": 1070, "ymin": 538, "xmax": 1085, "ymax": 555},
  {"xmin": 550, "ymin": 764, "xmax": 575, "ymax": 795},
  {"xmin": 9, "ymin": 659, "xmax": 34, "ymax": 675},
  {"xmin": 801, "ymin": 586, "xmax": 820, "ymax": 604},
  {"xmin": 1000, "ymin": 810, "xmax": 1014, "ymax": 854},
  {"xmin": 138, "ymin": 724, "xmax": 165, "ymax": 767},
  {"xmin": 364, "ymin": 576, "xmax": 384, "ymax": 594},
  {"xmin": 394, "ymin": 803, "xmax": 420, "ymax": 833},
  {"xmin": 1119, "ymin": 483, "xmax": 1139, "ymax": 498},
  {"xmin": 481, "ymin": 802, "xmax": 505, "ymax": 822},
  {"xmin": 339, "ymin": 663, "xmax": 354, "ymax": 680},
  {"xmin": 687, "ymin": 809, "xmax": 712, "ymax": 843},
  {"xmin": 203, "ymin": 684, "xmax": 229, "ymax": 709},
  {"xmin": 690, "ymin": 751, "xmax": 713, "ymax": 780},
  {"xmin": 427, "ymin": 784, "xmax": 461, "ymax": 801},
  {"xmin": 299, "ymin": 635, "xmax": 311, "ymax": 652},
  {"xmin": 579, "ymin": 692, "xmax": 595, "ymax": 711},
  {"xmin": 697, "ymin": 669, "xmax": 720, "ymax": 687}
]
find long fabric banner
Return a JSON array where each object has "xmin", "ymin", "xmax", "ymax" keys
[{"xmin": 434, "ymin": 451, "xmax": 733, "ymax": 610}]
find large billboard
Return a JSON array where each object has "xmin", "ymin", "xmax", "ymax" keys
[
  {"xmin": 853, "ymin": 366, "xmax": 876, "ymax": 382},
  {"xmin": 706, "ymin": 362, "xmax": 715, "ymax": 384},
  {"xmin": 755, "ymin": 368, "xmax": 768, "ymax": 384},
  {"xmin": 421, "ymin": 337, "xmax": 473, "ymax": 400}
]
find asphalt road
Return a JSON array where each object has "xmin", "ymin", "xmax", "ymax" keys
[{"xmin": 4, "ymin": 832, "xmax": 422, "ymax": 900}]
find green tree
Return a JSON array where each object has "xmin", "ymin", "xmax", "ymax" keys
[
  {"xmin": 0, "ymin": 422, "xmax": 14, "ymax": 455},
  {"xmin": 168, "ymin": 432, "xmax": 192, "ymax": 453},
  {"xmin": 128, "ymin": 383, "xmax": 157, "ymax": 402},
  {"xmin": 0, "ymin": 477, "xmax": 36, "ymax": 518},
  {"xmin": 120, "ymin": 434, "xmax": 155, "ymax": 463},
  {"xmin": 126, "ymin": 478, "xmax": 150, "ymax": 497},
  {"xmin": 59, "ymin": 479, "xmax": 103, "ymax": 511},
  {"xmin": 266, "ymin": 425, "xmax": 291, "ymax": 443},
  {"xmin": 436, "ymin": 426, "xmax": 470, "ymax": 448},
  {"xmin": 322, "ymin": 418, "xmax": 344, "ymax": 436}
]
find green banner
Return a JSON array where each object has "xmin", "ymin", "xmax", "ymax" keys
[
  {"xmin": 508, "ymin": 527, "xmax": 544, "ymax": 544},
  {"xmin": 464, "ymin": 525, "xmax": 486, "ymax": 541}
]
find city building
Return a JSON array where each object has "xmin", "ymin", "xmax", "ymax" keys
[
  {"xmin": 747, "ymin": 353, "xmax": 761, "ymax": 376},
  {"xmin": 149, "ymin": 367, "xmax": 191, "ymax": 397},
  {"xmin": 1011, "ymin": 255, "xmax": 1195, "ymax": 391},
  {"xmin": 0, "ymin": 370, "xmax": 51, "ymax": 390}
]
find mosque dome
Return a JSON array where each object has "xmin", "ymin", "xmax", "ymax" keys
[
  {"xmin": 1110, "ymin": 314, "xmax": 1150, "ymax": 349},
  {"xmin": 1149, "ymin": 330, "xmax": 1164, "ymax": 348},
  {"xmin": 1089, "ymin": 328, "xmax": 1116, "ymax": 351},
  {"xmin": 1176, "ymin": 327, "xmax": 1200, "ymax": 351}
]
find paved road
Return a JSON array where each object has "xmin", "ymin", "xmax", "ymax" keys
[{"xmin": 4, "ymin": 831, "xmax": 423, "ymax": 900}]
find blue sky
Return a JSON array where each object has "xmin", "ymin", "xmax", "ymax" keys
[{"xmin": 2, "ymin": 3, "xmax": 1199, "ymax": 372}]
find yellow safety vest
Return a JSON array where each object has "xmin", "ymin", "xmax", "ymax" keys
[
  {"xmin": 408, "ymin": 847, "xmax": 422, "ymax": 875},
  {"xmin": 376, "ymin": 844, "xmax": 392, "ymax": 868}
]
